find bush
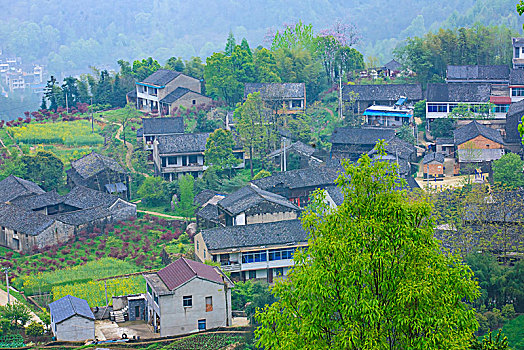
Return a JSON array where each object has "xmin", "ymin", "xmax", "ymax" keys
[
  {"xmin": 25, "ymin": 321, "xmax": 44, "ymax": 336},
  {"xmin": 0, "ymin": 318, "xmax": 12, "ymax": 336}
]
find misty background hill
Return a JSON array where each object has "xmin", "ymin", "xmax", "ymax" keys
[{"xmin": 1, "ymin": 0, "xmax": 523, "ymax": 76}]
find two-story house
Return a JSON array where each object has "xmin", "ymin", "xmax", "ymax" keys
[
  {"xmin": 194, "ymin": 219, "xmax": 308, "ymax": 283},
  {"xmin": 330, "ymin": 127, "xmax": 396, "ymax": 162},
  {"xmin": 141, "ymin": 117, "xmax": 184, "ymax": 151},
  {"xmin": 135, "ymin": 69, "xmax": 211, "ymax": 114},
  {"xmin": 244, "ymin": 83, "xmax": 306, "ymax": 114},
  {"xmin": 153, "ymin": 132, "xmax": 244, "ymax": 180},
  {"xmin": 342, "ymin": 83, "xmax": 423, "ymax": 114},
  {"xmin": 143, "ymin": 258, "xmax": 233, "ymax": 336}
]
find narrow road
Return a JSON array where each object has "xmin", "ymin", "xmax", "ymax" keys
[
  {"xmin": 0, "ymin": 287, "xmax": 42, "ymax": 323},
  {"xmin": 137, "ymin": 209, "xmax": 193, "ymax": 220},
  {"xmin": 114, "ymin": 124, "xmax": 137, "ymax": 174}
]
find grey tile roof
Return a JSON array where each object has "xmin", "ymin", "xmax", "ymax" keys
[
  {"xmin": 342, "ymin": 84, "xmax": 423, "ymax": 101},
  {"xmin": 244, "ymin": 83, "xmax": 305, "ymax": 99},
  {"xmin": 435, "ymin": 137, "xmax": 454, "ymax": 145},
  {"xmin": 201, "ymin": 219, "xmax": 308, "ymax": 251},
  {"xmin": 63, "ymin": 186, "xmax": 119, "ymax": 209},
  {"xmin": 141, "ymin": 69, "xmax": 181, "ymax": 86},
  {"xmin": 505, "ymin": 99, "xmax": 524, "ymax": 142},
  {"xmin": 426, "ymin": 83, "xmax": 491, "ymax": 102},
  {"xmin": 324, "ymin": 185, "xmax": 344, "ymax": 206},
  {"xmin": 268, "ymin": 141, "xmax": 317, "ymax": 158},
  {"xmin": 251, "ymin": 167, "xmax": 340, "ymax": 191},
  {"xmin": 49, "ymin": 295, "xmax": 94, "ymax": 324},
  {"xmin": 0, "ymin": 175, "xmax": 45, "ymax": 203},
  {"xmin": 53, "ymin": 206, "xmax": 117, "ymax": 226},
  {"xmin": 160, "ymin": 87, "xmax": 205, "ymax": 104},
  {"xmin": 194, "ymin": 189, "xmax": 221, "ymax": 207},
  {"xmin": 0, "ymin": 203, "xmax": 55, "ymax": 236},
  {"xmin": 368, "ymin": 136, "xmax": 415, "ymax": 160},
  {"xmin": 142, "ymin": 117, "xmax": 184, "ymax": 135},
  {"xmin": 454, "ymin": 121, "xmax": 505, "ymax": 146},
  {"xmin": 10, "ymin": 190, "xmax": 62, "ymax": 210},
  {"xmin": 423, "ymin": 152, "xmax": 445, "ymax": 164},
  {"xmin": 384, "ymin": 59, "xmax": 402, "ymax": 71},
  {"xmin": 331, "ymin": 127, "xmax": 395, "ymax": 145},
  {"xmin": 156, "ymin": 258, "xmax": 228, "ymax": 291},
  {"xmin": 196, "ymin": 203, "xmax": 220, "ymax": 223},
  {"xmin": 510, "ymin": 69, "xmax": 524, "ymax": 85},
  {"xmin": 156, "ymin": 133, "xmax": 210, "ymax": 154},
  {"xmin": 70, "ymin": 152, "xmax": 125, "ymax": 179},
  {"xmin": 217, "ymin": 184, "xmax": 300, "ymax": 216},
  {"xmin": 446, "ymin": 65, "xmax": 509, "ymax": 81}
]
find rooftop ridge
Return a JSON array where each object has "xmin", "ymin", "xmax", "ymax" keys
[{"xmin": 182, "ymin": 257, "xmax": 197, "ymax": 278}]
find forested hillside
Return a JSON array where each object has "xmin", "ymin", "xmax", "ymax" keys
[{"xmin": 1, "ymin": 0, "xmax": 523, "ymax": 75}]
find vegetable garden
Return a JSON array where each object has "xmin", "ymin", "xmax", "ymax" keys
[{"xmin": 9, "ymin": 120, "xmax": 103, "ymax": 146}]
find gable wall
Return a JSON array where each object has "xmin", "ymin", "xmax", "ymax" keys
[
  {"xmin": 457, "ymin": 135, "xmax": 504, "ymax": 150},
  {"xmin": 55, "ymin": 315, "xmax": 94, "ymax": 341},
  {"xmin": 168, "ymin": 91, "xmax": 212, "ymax": 110}
]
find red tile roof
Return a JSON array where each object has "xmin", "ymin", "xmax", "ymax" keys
[
  {"xmin": 157, "ymin": 258, "xmax": 225, "ymax": 290},
  {"xmin": 490, "ymin": 96, "xmax": 511, "ymax": 104}
]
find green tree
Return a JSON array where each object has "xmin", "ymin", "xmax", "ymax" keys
[
  {"xmin": 93, "ymin": 70, "xmax": 112, "ymax": 105},
  {"xmin": 492, "ymin": 153, "xmax": 524, "ymax": 188},
  {"xmin": 184, "ymin": 57, "xmax": 205, "ymax": 81},
  {"xmin": 236, "ymin": 92, "xmax": 269, "ymax": 178},
  {"xmin": 204, "ymin": 52, "xmax": 243, "ymax": 106},
  {"xmin": 132, "ymin": 57, "xmax": 161, "ymax": 81},
  {"xmin": 61, "ymin": 76, "xmax": 79, "ymax": 109},
  {"xmin": 40, "ymin": 96, "xmax": 47, "ymax": 110},
  {"xmin": 204, "ymin": 128, "xmax": 239, "ymax": 175},
  {"xmin": 470, "ymin": 330, "xmax": 510, "ymax": 349},
  {"xmin": 20, "ymin": 150, "xmax": 64, "ymax": 191},
  {"xmin": 431, "ymin": 118, "xmax": 455, "ymax": 138},
  {"xmin": 0, "ymin": 303, "xmax": 31, "ymax": 328},
  {"xmin": 254, "ymin": 48, "xmax": 281, "ymax": 83},
  {"xmin": 397, "ymin": 124, "xmax": 416, "ymax": 145},
  {"xmin": 44, "ymin": 76, "xmax": 62, "ymax": 111},
  {"xmin": 137, "ymin": 176, "xmax": 167, "ymax": 207},
  {"xmin": 413, "ymin": 99, "xmax": 426, "ymax": 121},
  {"xmin": 225, "ymin": 31, "xmax": 236, "ymax": 56},
  {"xmin": 255, "ymin": 144, "xmax": 479, "ymax": 349},
  {"xmin": 174, "ymin": 174, "xmax": 196, "ymax": 218},
  {"xmin": 271, "ymin": 21, "xmax": 315, "ymax": 52},
  {"xmin": 253, "ymin": 169, "xmax": 271, "ymax": 180},
  {"xmin": 25, "ymin": 321, "xmax": 44, "ymax": 336},
  {"xmin": 165, "ymin": 57, "xmax": 185, "ymax": 72}
]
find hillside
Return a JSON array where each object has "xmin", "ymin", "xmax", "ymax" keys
[{"xmin": 1, "ymin": 0, "xmax": 523, "ymax": 75}]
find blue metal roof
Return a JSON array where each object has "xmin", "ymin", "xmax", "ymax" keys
[
  {"xmin": 395, "ymin": 97, "xmax": 407, "ymax": 106},
  {"xmin": 49, "ymin": 295, "xmax": 94, "ymax": 324},
  {"xmin": 363, "ymin": 110, "xmax": 412, "ymax": 118},
  {"xmin": 105, "ymin": 182, "xmax": 127, "ymax": 193}
]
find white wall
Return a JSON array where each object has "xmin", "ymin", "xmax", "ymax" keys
[{"xmin": 54, "ymin": 316, "xmax": 95, "ymax": 341}]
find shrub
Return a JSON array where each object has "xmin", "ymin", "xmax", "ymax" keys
[{"xmin": 25, "ymin": 322, "xmax": 44, "ymax": 336}]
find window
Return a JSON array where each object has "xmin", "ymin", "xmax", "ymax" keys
[
  {"xmin": 197, "ymin": 241, "xmax": 199, "ymax": 251},
  {"xmin": 147, "ymin": 284, "xmax": 152, "ymax": 296},
  {"xmin": 242, "ymin": 251, "xmax": 267, "ymax": 263},
  {"xmin": 249, "ymin": 270, "xmax": 256, "ymax": 279},
  {"xmin": 198, "ymin": 319, "xmax": 206, "ymax": 330},
  {"xmin": 189, "ymin": 155, "xmax": 198, "ymax": 164},
  {"xmin": 183, "ymin": 295, "xmax": 193, "ymax": 307},
  {"xmin": 512, "ymin": 88, "xmax": 524, "ymax": 96},
  {"xmin": 153, "ymin": 293, "xmax": 158, "ymax": 305},
  {"xmin": 492, "ymin": 104, "xmax": 509, "ymax": 113},
  {"xmin": 192, "ymin": 99, "xmax": 196, "ymax": 105},
  {"xmin": 291, "ymin": 99, "xmax": 303, "ymax": 108},
  {"xmin": 268, "ymin": 248, "xmax": 296, "ymax": 261},
  {"xmin": 206, "ymin": 296, "xmax": 213, "ymax": 312},
  {"xmin": 274, "ymin": 268, "xmax": 284, "ymax": 276},
  {"xmin": 427, "ymin": 103, "xmax": 447, "ymax": 113}
]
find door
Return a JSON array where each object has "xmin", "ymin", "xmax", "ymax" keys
[
  {"xmin": 267, "ymin": 268, "xmax": 273, "ymax": 283},
  {"xmin": 135, "ymin": 305, "xmax": 140, "ymax": 319}
]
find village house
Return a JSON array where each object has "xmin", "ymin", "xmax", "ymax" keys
[
  {"xmin": 512, "ymin": 37, "xmax": 524, "ymax": 70},
  {"xmin": 143, "ymin": 258, "xmax": 233, "ymax": 336},
  {"xmin": 367, "ymin": 136, "xmax": 417, "ymax": 177},
  {"xmin": 330, "ymin": 126, "xmax": 396, "ymax": 161},
  {"xmin": 133, "ymin": 69, "xmax": 211, "ymax": 114},
  {"xmin": 251, "ymin": 167, "xmax": 341, "ymax": 207},
  {"xmin": 153, "ymin": 132, "xmax": 244, "ymax": 180},
  {"xmin": 194, "ymin": 220, "xmax": 308, "ymax": 283},
  {"xmin": 362, "ymin": 98, "xmax": 414, "ymax": 128},
  {"xmin": 194, "ymin": 190, "xmax": 225, "ymax": 229},
  {"xmin": 49, "ymin": 295, "xmax": 95, "ymax": 341},
  {"xmin": 342, "ymin": 83, "xmax": 423, "ymax": 114},
  {"xmin": 140, "ymin": 116, "xmax": 184, "ymax": 151},
  {"xmin": 267, "ymin": 141, "xmax": 323, "ymax": 170},
  {"xmin": 445, "ymin": 65, "xmax": 510, "ymax": 84},
  {"xmin": 435, "ymin": 137, "xmax": 455, "ymax": 157},
  {"xmin": 244, "ymin": 83, "xmax": 306, "ymax": 114},
  {"xmin": 383, "ymin": 59, "xmax": 402, "ymax": 78},
  {"xmin": 454, "ymin": 121, "xmax": 505, "ymax": 172},
  {"xmin": 504, "ymin": 99, "xmax": 524, "ymax": 152},
  {"xmin": 423, "ymin": 152, "xmax": 445, "ymax": 178},
  {"xmin": 67, "ymin": 152, "xmax": 129, "ymax": 199},
  {"xmin": 0, "ymin": 176, "xmax": 136, "ymax": 253}
]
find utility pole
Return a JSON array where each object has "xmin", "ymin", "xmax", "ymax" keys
[
  {"xmin": 2, "ymin": 267, "xmax": 10, "ymax": 305},
  {"xmin": 65, "ymin": 93, "xmax": 68, "ymax": 113},
  {"xmin": 91, "ymin": 97, "xmax": 94, "ymax": 133},
  {"xmin": 283, "ymin": 137, "xmax": 287, "ymax": 172},
  {"xmin": 338, "ymin": 76, "xmax": 343, "ymax": 121}
]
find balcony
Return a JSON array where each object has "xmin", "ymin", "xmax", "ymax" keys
[{"xmin": 220, "ymin": 262, "xmax": 241, "ymax": 272}]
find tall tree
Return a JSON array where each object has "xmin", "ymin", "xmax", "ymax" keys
[
  {"xmin": 204, "ymin": 52, "xmax": 243, "ymax": 106},
  {"xmin": 20, "ymin": 150, "xmax": 64, "ymax": 191},
  {"xmin": 132, "ymin": 57, "xmax": 161, "ymax": 81},
  {"xmin": 184, "ymin": 57, "xmax": 205, "ymax": 81},
  {"xmin": 165, "ymin": 57, "xmax": 185, "ymax": 72},
  {"xmin": 255, "ymin": 144, "xmax": 480, "ymax": 349},
  {"xmin": 204, "ymin": 128, "xmax": 240, "ymax": 175},
  {"xmin": 61, "ymin": 76, "xmax": 79, "ymax": 110},
  {"xmin": 93, "ymin": 70, "xmax": 112, "ymax": 105},
  {"xmin": 492, "ymin": 153, "xmax": 524, "ymax": 188},
  {"xmin": 44, "ymin": 76, "xmax": 61, "ymax": 111},
  {"xmin": 225, "ymin": 31, "xmax": 236, "ymax": 56}
]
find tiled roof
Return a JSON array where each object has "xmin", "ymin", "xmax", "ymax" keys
[
  {"xmin": 49, "ymin": 295, "xmax": 94, "ymax": 324},
  {"xmin": 53, "ymin": 206, "xmax": 113, "ymax": 226},
  {"xmin": 141, "ymin": 69, "xmax": 181, "ymax": 86},
  {"xmin": 244, "ymin": 83, "xmax": 305, "ymax": 99},
  {"xmin": 196, "ymin": 203, "xmax": 220, "ymax": 223},
  {"xmin": 384, "ymin": 59, "xmax": 402, "ymax": 71},
  {"xmin": 0, "ymin": 203, "xmax": 55, "ymax": 236},
  {"xmin": 156, "ymin": 133, "xmax": 210, "ymax": 154},
  {"xmin": 368, "ymin": 136, "xmax": 416, "ymax": 160},
  {"xmin": 330, "ymin": 127, "xmax": 395, "ymax": 145},
  {"xmin": 201, "ymin": 219, "xmax": 308, "ymax": 250},
  {"xmin": 0, "ymin": 175, "xmax": 45, "ymax": 203},
  {"xmin": 513, "ymin": 37, "xmax": 524, "ymax": 45},
  {"xmin": 510, "ymin": 69, "xmax": 524, "ymax": 85},
  {"xmin": 194, "ymin": 189, "xmax": 222, "ymax": 207},
  {"xmin": 426, "ymin": 83, "xmax": 491, "ymax": 102},
  {"xmin": 435, "ymin": 137, "xmax": 454, "ymax": 145},
  {"xmin": 10, "ymin": 190, "xmax": 62, "ymax": 210},
  {"xmin": 142, "ymin": 117, "xmax": 184, "ymax": 135},
  {"xmin": 251, "ymin": 167, "xmax": 340, "ymax": 191},
  {"xmin": 342, "ymin": 84, "xmax": 423, "ymax": 101},
  {"xmin": 63, "ymin": 186, "xmax": 119, "ymax": 209},
  {"xmin": 454, "ymin": 121, "xmax": 504, "ymax": 146},
  {"xmin": 446, "ymin": 65, "xmax": 509, "ymax": 81},
  {"xmin": 268, "ymin": 141, "xmax": 317, "ymax": 158},
  {"xmin": 423, "ymin": 152, "xmax": 445, "ymax": 164},
  {"xmin": 70, "ymin": 152, "xmax": 125, "ymax": 179},
  {"xmin": 506, "ymin": 99, "xmax": 524, "ymax": 142},
  {"xmin": 156, "ymin": 258, "xmax": 227, "ymax": 291},
  {"xmin": 324, "ymin": 185, "xmax": 344, "ymax": 206},
  {"xmin": 160, "ymin": 87, "xmax": 206, "ymax": 104},
  {"xmin": 217, "ymin": 184, "xmax": 300, "ymax": 216}
]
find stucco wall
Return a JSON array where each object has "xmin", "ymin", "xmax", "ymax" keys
[
  {"xmin": 246, "ymin": 210, "xmax": 297, "ymax": 225},
  {"xmin": 54, "ymin": 315, "xmax": 95, "ymax": 341},
  {"xmin": 169, "ymin": 92, "xmax": 212, "ymax": 110},
  {"xmin": 157, "ymin": 278, "xmax": 232, "ymax": 337},
  {"xmin": 193, "ymin": 233, "xmax": 210, "ymax": 262}
]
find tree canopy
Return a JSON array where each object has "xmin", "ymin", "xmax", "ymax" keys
[{"xmin": 492, "ymin": 153, "xmax": 524, "ymax": 188}]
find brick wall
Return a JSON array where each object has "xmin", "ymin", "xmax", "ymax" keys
[
  {"xmin": 423, "ymin": 162, "xmax": 444, "ymax": 177},
  {"xmin": 457, "ymin": 135, "xmax": 503, "ymax": 150}
]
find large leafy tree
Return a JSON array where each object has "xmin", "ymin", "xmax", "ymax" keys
[
  {"xmin": 204, "ymin": 52, "xmax": 243, "ymax": 106},
  {"xmin": 255, "ymin": 144, "xmax": 479, "ymax": 349},
  {"xmin": 492, "ymin": 153, "xmax": 524, "ymax": 188},
  {"xmin": 20, "ymin": 150, "xmax": 64, "ymax": 191},
  {"xmin": 204, "ymin": 128, "xmax": 239, "ymax": 175}
]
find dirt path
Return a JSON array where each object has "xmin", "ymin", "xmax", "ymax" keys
[
  {"xmin": 0, "ymin": 287, "xmax": 42, "ymax": 323},
  {"xmin": 137, "ymin": 209, "xmax": 193, "ymax": 221},
  {"xmin": 114, "ymin": 124, "xmax": 137, "ymax": 174}
]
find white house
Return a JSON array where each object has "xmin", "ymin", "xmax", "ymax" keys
[
  {"xmin": 143, "ymin": 258, "xmax": 233, "ymax": 337},
  {"xmin": 48, "ymin": 295, "xmax": 95, "ymax": 341}
]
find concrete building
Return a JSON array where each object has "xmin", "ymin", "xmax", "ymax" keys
[
  {"xmin": 194, "ymin": 219, "xmax": 308, "ymax": 283},
  {"xmin": 143, "ymin": 258, "xmax": 233, "ymax": 336},
  {"xmin": 141, "ymin": 117, "xmax": 184, "ymax": 151},
  {"xmin": 342, "ymin": 84, "xmax": 423, "ymax": 114},
  {"xmin": 244, "ymin": 83, "xmax": 306, "ymax": 114},
  {"xmin": 423, "ymin": 152, "xmax": 445, "ymax": 178},
  {"xmin": 49, "ymin": 295, "xmax": 95, "ymax": 341}
]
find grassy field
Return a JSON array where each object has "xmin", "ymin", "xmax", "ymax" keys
[{"xmin": 8, "ymin": 120, "xmax": 104, "ymax": 146}]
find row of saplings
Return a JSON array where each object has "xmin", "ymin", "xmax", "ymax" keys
[{"xmin": 0, "ymin": 303, "xmax": 50, "ymax": 342}]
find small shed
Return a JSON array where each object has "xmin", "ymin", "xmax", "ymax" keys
[
  {"xmin": 49, "ymin": 295, "xmax": 95, "ymax": 341},
  {"xmin": 423, "ymin": 152, "xmax": 445, "ymax": 178}
]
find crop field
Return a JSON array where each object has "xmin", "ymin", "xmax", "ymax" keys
[{"xmin": 8, "ymin": 120, "xmax": 104, "ymax": 146}]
